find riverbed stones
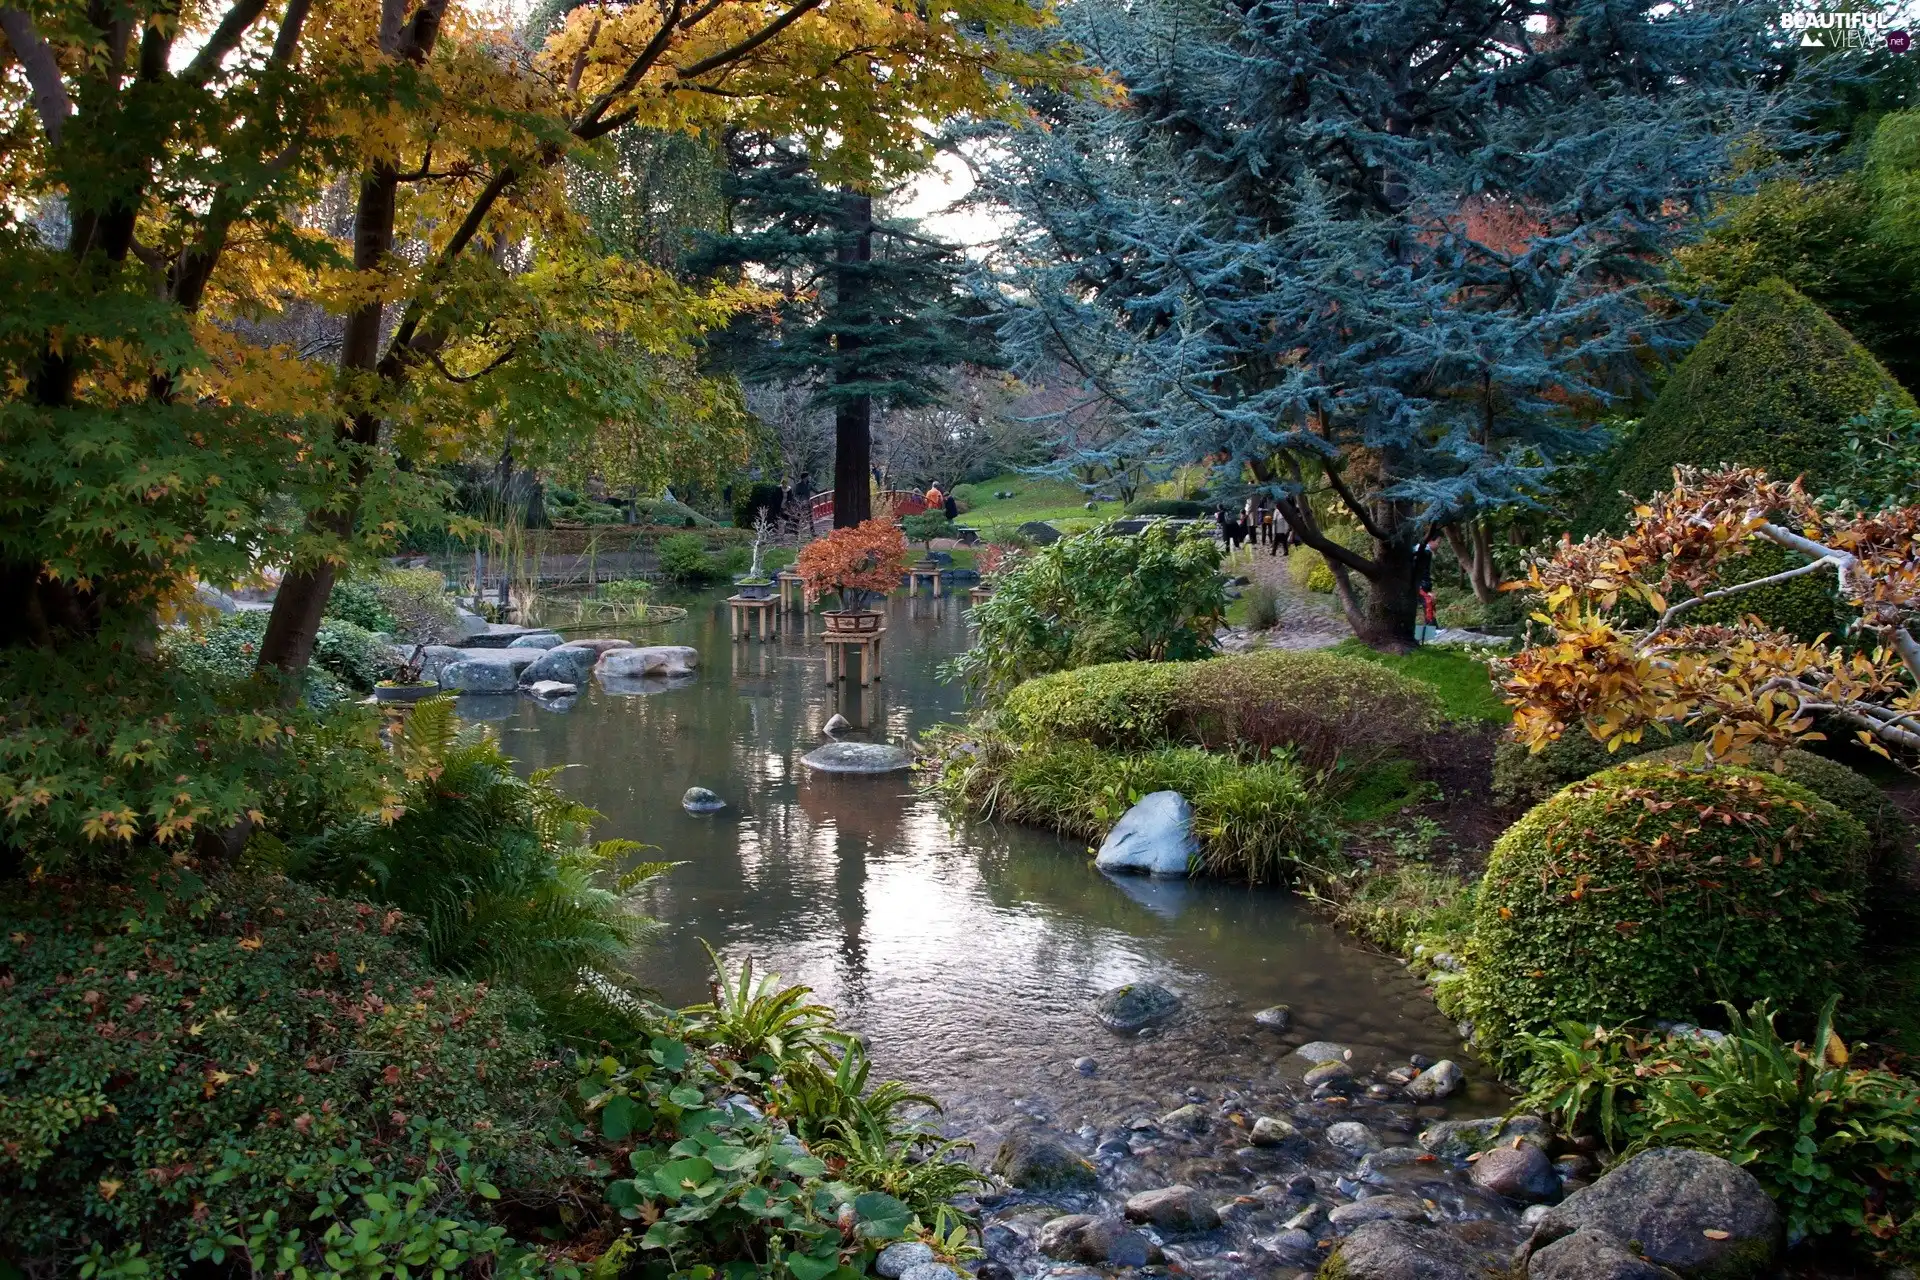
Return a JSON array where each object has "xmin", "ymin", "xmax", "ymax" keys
[
  {"xmin": 1406, "ymin": 1059, "xmax": 1466, "ymax": 1101},
  {"xmin": 1527, "ymin": 1230, "xmax": 1669, "ymax": 1280},
  {"xmin": 1291, "ymin": 1041, "xmax": 1351, "ymax": 1065},
  {"xmin": 682, "ymin": 787, "xmax": 726, "ymax": 814},
  {"xmin": 822, "ymin": 713, "xmax": 851, "ymax": 736},
  {"xmin": 1523, "ymin": 1148, "xmax": 1779, "ymax": 1279},
  {"xmin": 876, "ymin": 1242, "xmax": 934, "ymax": 1278},
  {"xmin": 439, "ymin": 654, "xmax": 520, "ymax": 693},
  {"xmin": 1037, "ymin": 1215, "xmax": 1160, "ymax": 1267},
  {"xmin": 1158, "ymin": 1103, "xmax": 1209, "ymax": 1135},
  {"xmin": 1327, "ymin": 1121, "xmax": 1383, "ymax": 1156},
  {"xmin": 990, "ymin": 1124, "xmax": 1096, "ymax": 1191},
  {"xmin": 1304, "ymin": 1060, "xmax": 1354, "ymax": 1090},
  {"xmin": 1329, "ymin": 1195, "xmax": 1432, "ymax": 1231},
  {"xmin": 1073, "ymin": 1056, "xmax": 1097, "ymax": 1075},
  {"xmin": 597, "ymin": 645, "xmax": 699, "ymax": 678},
  {"xmin": 520, "ymin": 645, "xmax": 598, "ymax": 685},
  {"xmin": 506, "ymin": 631, "xmax": 565, "ymax": 649},
  {"xmin": 800, "ymin": 741, "xmax": 913, "ymax": 774},
  {"xmin": 1470, "ymin": 1144, "xmax": 1559, "ymax": 1204},
  {"xmin": 1092, "ymin": 981, "xmax": 1181, "ymax": 1032},
  {"xmin": 526, "ymin": 680, "xmax": 577, "ymax": 699},
  {"xmin": 1420, "ymin": 1116, "xmax": 1551, "ymax": 1161},
  {"xmin": 1123, "ymin": 1185, "xmax": 1220, "ymax": 1233},
  {"xmin": 1250, "ymin": 1116, "xmax": 1301, "ymax": 1148},
  {"xmin": 1323, "ymin": 1219, "xmax": 1493, "ymax": 1280},
  {"xmin": 1095, "ymin": 791, "xmax": 1198, "ymax": 876},
  {"xmin": 1253, "ymin": 1004, "xmax": 1292, "ymax": 1031}
]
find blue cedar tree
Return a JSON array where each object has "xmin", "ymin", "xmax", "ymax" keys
[{"xmin": 969, "ymin": 0, "xmax": 1806, "ymax": 646}]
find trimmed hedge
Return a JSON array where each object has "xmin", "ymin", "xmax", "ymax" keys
[
  {"xmin": 1680, "ymin": 541, "xmax": 1848, "ymax": 645},
  {"xmin": 996, "ymin": 649, "xmax": 1445, "ymax": 772},
  {"xmin": 1580, "ymin": 278, "xmax": 1915, "ymax": 534},
  {"xmin": 1465, "ymin": 762, "xmax": 1868, "ymax": 1050},
  {"xmin": 1490, "ymin": 730, "xmax": 1671, "ymax": 809}
]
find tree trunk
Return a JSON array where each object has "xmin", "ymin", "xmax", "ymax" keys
[
  {"xmin": 1442, "ymin": 520, "xmax": 1500, "ymax": 603},
  {"xmin": 1355, "ymin": 537, "xmax": 1419, "ymax": 650},
  {"xmin": 831, "ymin": 189, "xmax": 872, "ymax": 529}
]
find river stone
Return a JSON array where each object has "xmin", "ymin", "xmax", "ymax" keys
[
  {"xmin": 822, "ymin": 713, "xmax": 851, "ymax": 736},
  {"xmin": 991, "ymin": 1124, "xmax": 1096, "ymax": 1191},
  {"xmin": 1253, "ymin": 1004, "xmax": 1293, "ymax": 1030},
  {"xmin": 1471, "ymin": 1143, "xmax": 1559, "ymax": 1203},
  {"xmin": 520, "ymin": 645, "xmax": 598, "ymax": 685},
  {"xmin": 1094, "ymin": 790, "xmax": 1198, "ymax": 877},
  {"xmin": 439, "ymin": 656, "xmax": 520, "ymax": 693},
  {"xmin": 1291, "ymin": 1041, "xmax": 1351, "ymax": 1065},
  {"xmin": 1158, "ymin": 1102, "xmax": 1208, "ymax": 1135},
  {"xmin": 1123, "ymin": 1185, "xmax": 1220, "ymax": 1233},
  {"xmin": 1250, "ymin": 1116, "xmax": 1302, "ymax": 1148},
  {"xmin": 506, "ymin": 631, "xmax": 565, "ymax": 649},
  {"xmin": 559, "ymin": 637, "xmax": 633, "ymax": 654},
  {"xmin": 801, "ymin": 741, "xmax": 913, "ymax": 774},
  {"xmin": 1093, "ymin": 981, "xmax": 1181, "ymax": 1032},
  {"xmin": 1326, "ymin": 1121, "xmax": 1383, "ymax": 1156},
  {"xmin": 682, "ymin": 787, "xmax": 726, "ymax": 813},
  {"xmin": 1406, "ymin": 1059, "xmax": 1466, "ymax": 1101},
  {"xmin": 1420, "ymin": 1116, "xmax": 1551, "ymax": 1161},
  {"xmin": 525, "ymin": 680, "xmax": 577, "ymax": 699},
  {"xmin": 1323, "ymin": 1220, "xmax": 1493, "ymax": 1280},
  {"xmin": 898, "ymin": 1265, "xmax": 957, "ymax": 1280},
  {"xmin": 1528, "ymin": 1230, "xmax": 1669, "ymax": 1280},
  {"xmin": 1272, "ymin": 1229, "xmax": 1318, "ymax": 1257},
  {"xmin": 1037, "ymin": 1215, "xmax": 1160, "ymax": 1267},
  {"xmin": 1329, "ymin": 1195, "xmax": 1431, "ymax": 1231},
  {"xmin": 1304, "ymin": 1060, "xmax": 1354, "ymax": 1089},
  {"xmin": 876, "ymin": 1242, "xmax": 934, "ymax": 1278},
  {"xmin": 1526, "ymin": 1148, "xmax": 1779, "ymax": 1279},
  {"xmin": 596, "ymin": 645, "xmax": 699, "ymax": 678},
  {"xmin": 447, "ymin": 607, "xmax": 489, "ymax": 643}
]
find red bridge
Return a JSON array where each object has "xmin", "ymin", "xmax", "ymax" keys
[{"xmin": 806, "ymin": 490, "xmax": 931, "ymax": 525}]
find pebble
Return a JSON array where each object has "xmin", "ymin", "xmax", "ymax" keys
[
  {"xmin": 1408, "ymin": 1053, "xmax": 1434, "ymax": 1070},
  {"xmin": 1250, "ymin": 1116, "xmax": 1299, "ymax": 1148},
  {"xmin": 1302, "ymin": 1061, "xmax": 1352, "ymax": 1089},
  {"xmin": 1326, "ymin": 1121, "xmax": 1382, "ymax": 1156},
  {"xmin": 1292, "ymin": 1041, "xmax": 1351, "ymax": 1064},
  {"xmin": 1073, "ymin": 1056, "xmax": 1097, "ymax": 1076},
  {"xmin": 1270, "ymin": 1229, "xmax": 1317, "ymax": 1256},
  {"xmin": 1406, "ymin": 1059, "xmax": 1465, "ymax": 1101},
  {"xmin": 1253, "ymin": 1004, "xmax": 1293, "ymax": 1030},
  {"xmin": 876, "ymin": 1243, "xmax": 934, "ymax": 1278},
  {"xmin": 1159, "ymin": 1103, "xmax": 1209, "ymax": 1135},
  {"xmin": 1124, "ymin": 1185, "xmax": 1221, "ymax": 1233},
  {"xmin": 1282, "ymin": 1204, "xmax": 1323, "ymax": 1231},
  {"xmin": 1327, "ymin": 1195, "xmax": 1430, "ymax": 1229}
]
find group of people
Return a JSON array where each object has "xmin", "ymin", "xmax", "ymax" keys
[{"xmin": 1215, "ymin": 498, "xmax": 1293, "ymax": 556}]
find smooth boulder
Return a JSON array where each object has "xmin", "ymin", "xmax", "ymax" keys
[
  {"xmin": 1123, "ymin": 1185, "xmax": 1219, "ymax": 1233},
  {"xmin": 801, "ymin": 741, "xmax": 912, "ymax": 774},
  {"xmin": 596, "ymin": 645, "xmax": 699, "ymax": 678},
  {"xmin": 1471, "ymin": 1143, "xmax": 1560, "ymax": 1204},
  {"xmin": 1253, "ymin": 1004, "xmax": 1293, "ymax": 1031},
  {"xmin": 525, "ymin": 680, "xmax": 577, "ymax": 699},
  {"xmin": 506, "ymin": 631, "xmax": 565, "ymax": 649},
  {"xmin": 1037, "ymin": 1215, "xmax": 1159, "ymax": 1267},
  {"xmin": 1420, "ymin": 1116, "xmax": 1550, "ymax": 1162},
  {"xmin": 1525, "ymin": 1148, "xmax": 1779, "ymax": 1279},
  {"xmin": 1406, "ymin": 1059, "xmax": 1465, "ymax": 1101},
  {"xmin": 875, "ymin": 1243, "xmax": 934, "ymax": 1278},
  {"xmin": 1094, "ymin": 790, "xmax": 1197, "ymax": 877},
  {"xmin": 990, "ymin": 1124, "xmax": 1095, "ymax": 1191},
  {"xmin": 682, "ymin": 787, "xmax": 726, "ymax": 814},
  {"xmin": 1328, "ymin": 1196, "xmax": 1431, "ymax": 1231},
  {"xmin": 560, "ymin": 637, "xmax": 634, "ymax": 655},
  {"xmin": 519, "ymin": 646, "xmax": 597, "ymax": 686},
  {"xmin": 1323, "ymin": 1220, "xmax": 1492, "ymax": 1280},
  {"xmin": 439, "ymin": 655, "xmax": 520, "ymax": 693},
  {"xmin": 1528, "ymin": 1230, "xmax": 1669, "ymax": 1280},
  {"xmin": 1092, "ymin": 981, "xmax": 1181, "ymax": 1033}
]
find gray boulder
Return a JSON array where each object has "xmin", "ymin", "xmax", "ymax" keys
[
  {"xmin": 1326, "ymin": 1121, "xmax": 1383, "ymax": 1156},
  {"xmin": 418, "ymin": 644, "xmax": 466, "ymax": 682},
  {"xmin": 1123, "ymin": 1185, "xmax": 1220, "ymax": 1233},
  {"xmin": 1329, "ymin": 1195, "xmax": 1432, "ymax": 1231},
  {"xmin": 1406, "ymin": 1060, "xmax": 1465, "ymax": 1101},
  {"xmin": 525, "ymin": 680, "xmax": 577, "ymax": 699},
  {"xmin": 990, "ymin": 1124, "xmax": 1096, "ymax": 1191},
  {"xmin": 1470, "ymin": 1144, "xmax": 1560, "ymax": 1204},
  {"xmin": 1525, "ymin": 1148, "xmax": 1779, "ymax": 1279},
  {"xmin": 1094, "ymin": 790, "xmax": 1197, "ymax": 877},
  {"xmin": 1253, "ymin": 1004, "xmax": 1293, "ymax": 1031},
  {"xmin": 596, "ymin": 645, "xmax": 699, "ymax": 678},
  {"xmin": 1323, "ymin": 1220, "xmax": 1493, "ymax": 1280},
  {"xmin": 1093, "ymin": 981, "xmax": 1181, "ymax": 1033},
  {"xmin": 682, "ymin": 787, "xmax": 726, "ymax": 814},
  {"xmin": 897, "ymin": 1265, "xmax": 957, "ymax": 1280},
  {"xmin": 1419, "ymin": 1116, "xmax": 1551, "ymax": 1161},
  {"xmin": 506, "ymin": 631, "xmax": 565, "ymax": 649},
  {"xmin": 875, "ymin": 1243, "xmax": 934, "ymax": 1279},
  {"xmin": 1305, "ymin": 1060, "xmax": 1354, "ymax": 1090},
  {"xmin": 801, "ymin": 741, "xmax": 912, "ymax": 774},
  {"xmin": 446, "ymin": 607, "xmax": 489, "ymax": 643},
  {"xmin": 439, "ymin": 655, "xmax": 520, "ymax": 693},
  {"xmin": 1037, "ymin": 1215, "xmax": 1160, "ymax": 1267},
  {"xmin": 559, "ymin": 637, "xmax": 634, "ymax": 655},
  {"xmin": 1528, "ymin": 1230, "xmax": 1670, "ymax": 1280},
  {"xmin": 520, "ymin": 646, "xmax": 597, "ymax": 686},
  {"xmin": 195, "ymin": 583, "xmax": 241, "ymax": 614},
  {"xmin": 1018, "ymin": 520, "xmax": 1061, "ymax": 545}
]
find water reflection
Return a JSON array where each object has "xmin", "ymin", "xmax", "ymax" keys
[{"xmin": 482, "ymin": 589, "xmax": 1481, "ymax": 1137}]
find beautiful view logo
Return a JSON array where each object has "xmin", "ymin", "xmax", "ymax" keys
[{"xmin": 1779, "ymin": 7, "xmax": 1909, "ymax": 51}]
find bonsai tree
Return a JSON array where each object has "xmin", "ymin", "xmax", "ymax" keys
[
  {"xmin": 795, "ymin": 517, "xmax": 909, "ymax": 612},
  {"xmin": 977, "ymin": 543, "xmax": 1015, "ymax": 579},
  {"xmin": 738, "ymin": 512, "xmax": 775, "ymax": 585},
  {"xmin": 901, "ymin": 511, "xmax": 957, "ymax": 560}
]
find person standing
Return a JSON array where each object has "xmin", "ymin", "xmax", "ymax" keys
[
  {"xmin": 1411, "ymin": 536, "xmax": 1436, "ymax": 636},
  {"xmin": 943, "ymin": 490, "xmax": 958, "ymax": 522},
  {"xmin": 924, "ymin": 481, "xmax": 945, "ymax": 513}
]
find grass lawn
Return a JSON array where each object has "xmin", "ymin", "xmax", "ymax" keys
[
  {"xmin": 1330, "ymin": 639, "xmax": 1511, "ymax": 726},
  {"xmin": 952, "ymin": 472, "xmax": 1127, "ymax": 535}
]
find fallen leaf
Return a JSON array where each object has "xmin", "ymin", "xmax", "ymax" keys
[
  {"xmin": 1703, "ymin": 1229, "xmax": 1730, "ymax": 1241},
  {"xmin": 99, "ymin": 1179, "xmax": 122, "ymax": 1200}
]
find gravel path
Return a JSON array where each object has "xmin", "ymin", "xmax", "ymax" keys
[{"xmin": 1216, "ymin": 542, "xmax": 1352, "ymax": 651}]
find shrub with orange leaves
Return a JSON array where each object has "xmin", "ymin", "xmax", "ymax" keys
[
  {"xmin": 1499, "ymin": 465, "xmax": 1920, "ymax": 766},
  {"xmin": 795, "ymin": 518, "xmax": 909, "ymax": 611},
  {"xmin": 977, "ymin": 543, "xmax": 1017, "ymax": 579}
]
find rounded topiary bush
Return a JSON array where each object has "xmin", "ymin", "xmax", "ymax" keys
[
  {"xmin": 1490, "ymin": 730, "xmax": 1685, "ymax": 809},
  {"xmin": 997, "ymin": 660, "xmax": 1188, "ymax": 750},
  {"xmin": 1466, "ymin": 762, "xmax": 1868, "ymax": 1049}
]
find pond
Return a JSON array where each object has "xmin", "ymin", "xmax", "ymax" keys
[{"xmin": 458, "ymin": 587, "xmax": 1527, "ymax": 1273}]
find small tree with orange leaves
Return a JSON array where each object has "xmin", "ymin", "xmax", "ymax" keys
[
  {"xmin": 794, "ymin": 518, "xmax": 909, "ymax": 612},
  {"xmin": 1499, "ymin": 465, "xmax": 1920, "ymax": 766}
]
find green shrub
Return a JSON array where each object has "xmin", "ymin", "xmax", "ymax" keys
[
  {"xmin": 1465, "ymin": 762, "xmax": 1869, "ymax": 1051},
  {"xmin": 598, "ymin": 577, "xmax": 654, "ymax": 603},
  {"xmin": 373, "ymin": 567, "xmax": 461, "ymax": 643},
  {"xmin": 1287, "ymin": 524, "xmax": 1368, "ymax": 594},
  {"xmin": 1680, "ymin": 541, "xmax": 1849, "ymax": 644},
  {"xmin": 943, "ymin": 524, "xmax": 1226, "ymax": 699},
  {"xmin": 0, "ymin": 870, "xmax": 581, "ymax": 1277},
  {"xmin": 996, "ymin": 661, "xmax": 1189, "ymax": 750},
  {"xmin": 1124, "ymin": 498, "xmax": 1209, "ymax": 518},
  {"xmin": 161, "ymin": 612, "xmax": 355, "ymax": 706},
  {"xmin": 324, "ymin": 576, "xmax": 398, "ymax": 632},
  {"xmin": 1579, "ymin": 278, "xmax": 1916, "ymax": 534},
  {"xmin": 1514, "ymin": 1000, "xmax": 1920, "ymax": 1257},
  {"xmin": 1490, "ymin": 730, "xmax": 1667, "ymax": 809},
  {"xmin": 656, "ymin": 532, "xmax": 725, "ymax": 582},
  {"xmin": 733, "ymin": 481, "xmax": 786, "ymax": 528},
  {"xmin": 929, "ymin": 734, "xmax": 1337, "ymax": 883},
  {"xmin": 1240, "ymin": 580, "xmax": 1280, "ymax": 629}
]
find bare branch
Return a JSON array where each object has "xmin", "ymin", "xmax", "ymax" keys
[
  {"xmin": 1320, "ymin": 457, "xmax": 1391, "ymax": 542},
  {"xmin": 0, "ymin": 8, "xmax": 72, "ymax": 146},
  {"xmin": 1656, "ymin": 555, "xmax": 1842, "ymax": 630},
  {"xmin": 430, "ymin": 345, "xmax": 518, "ymax": 384},
  {"xmin": 673, "ymin": 0, "xmax": 824, "ymax": 79},
  {"xmin": 574, "ymin": 0, "xmax": 684, "ymax": 137},
  {"xmin": 183, "ymin": 0, "xmax": 274, "ymax": 87}
]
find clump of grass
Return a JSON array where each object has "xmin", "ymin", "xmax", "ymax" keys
[
  {"xmin": 1307, "ymin": 862, "xmax": 1476, "ymax": 972},
  {"xmin": 1241, "ymin": 580, "xmax": 1280, "ymax": 629},
  {"xmin": 1330, "ymin": 638, "xmax": 1511, "ymax": 725}
]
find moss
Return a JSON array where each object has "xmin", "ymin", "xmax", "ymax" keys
[
  {"xmin": 1464, "ymin": 762, "xmax": 1868, "ymax": 1051},
  {"xmin": 1580, "ymin": 278, "xmax": 1915, "ymax": 534},
  {"xmin": 1328, "ymin": 639, "xmax": 1510, "ymax": 725}
]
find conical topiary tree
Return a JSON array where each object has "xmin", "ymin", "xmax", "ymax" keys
[{"xmin": 1582, "ymin": 278, "xmax": 1916, "ymax": 534}]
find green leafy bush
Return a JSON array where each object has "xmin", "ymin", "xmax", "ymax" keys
[
  {"xmin": 1465, "ymin": 762, "xmax": 1868, "ymax": 1051},
  {"xmin": 0, "ymin": 870, "xmax": 584, "ymax": 1277},
  {"xmin": 901, "ymin": 511, "xmax": 957, "ymax": 550},
  {"xmin": 942, "ymin": 523, "xmax": 1226, "ymax": 699},
  {"xmin": 169, "ymin": 611, "xmax": 398, "ymax": 696},
  {"xmin": 1514, "ymin": 1000, "xmax": 1920, "ymax": 1257},
  {"xmin": 598, "ymin": 578, "xmax": 654, "ymax": 603},
  {"xmin": 928, "ymin": 733, "xmax": 1337, "ymax": 882},
  {"xmin": 657, "ymin": 532, "xmax": 726, "ymax": 583},
  {"xmin": 1490, "ymin": 730, "xmax": 1666, "ymax": 809},
  {"xmin": 1124, "ymin": 498, "xmax": 1209, "ymax": 518},
  {"xmin": 996, "ymin": 649, "xmax": 1444, "ymax": 773},
  {"xmin": 324, "ymin": 576, "xmax": 398, "ymax": 632},
  {"xmin": 733, "ymin": 482, "xmax": 787, "ymax": 528},
  {"xmin": 1679, "ymin": 541, "xmax": 1849, "ymax": 645},
  {"xmin": 1287, "ymin": 524, "xmax": 1368, "ymax": 594},
  {"xmin": 373, "ymin": 567, "xmax": 461, "ymax": 643}
]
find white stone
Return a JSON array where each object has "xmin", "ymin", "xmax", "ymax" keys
[
  {"xmin": 595, "ymin": 645, "xmax": 700, "ymax": 678},
  {"xmin": 1094, "ymin": 791, "xmax": 1197, "ymax": 877}
]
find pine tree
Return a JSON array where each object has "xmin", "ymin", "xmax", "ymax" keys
[
  {"xmin": 688, "ymin": 134, "xmax": 993, "ymax": 526},
  {"xmin": 971, "ymin": 0, "xmax": 1809, "ymax": 646}
]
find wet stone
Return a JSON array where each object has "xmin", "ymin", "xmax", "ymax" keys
[
  {"xmin": 877, "ymin": 1243, "xmax": 935, "ymax": 1278},
  {"xmin": 1326, "ymin": 1121, "xmax": 1383, "ymax": 1156},
  {"xmin": 1406, "ymin": 1059, "xmax": 1465, "ymax": 1101},
  {"xmin": 1470, "ymin": 1144, "xmax": 1560, "ymax": 1204},
  {"xmin": 1159, "ymin": 1103, "xmax": 1209, "ymax": 1135},
  {"xmin": 682, "ymin": 786, "xmax": 726, "ymax": 813},
  {"xmin": 1303, "ymin": 1061, "xmax": 1353, "ymax": 1089},
  {"xmin": 1253, "ymin": 1004, "xmax": 1293, "ymax": 1031},
  {"xmin": 1093, "ymin": 981, "xmax": 1182, "ymax": 1033},
  {"xmin": 1124, "ymin": 1185, "xmax": 1221, "ymax": 1233},
  {"xmin": 1073, "ymin": 1056, "xmax": 1097, "ymax": 1076},
  {"xmin": 800, "ymin": 741, "xmax": 912, "ymax": 773},
  {"xmin": 1328, "ymin": 1195, "xmax": 1431, "ymax": 1231},
  {"xmin": 1291, "ymin": 1041, "xmax": 1350, "ymax": 1065},
  {"xmin": 1250, "ymin": 1116, "xmax": 1300, "ymax": 1148}
]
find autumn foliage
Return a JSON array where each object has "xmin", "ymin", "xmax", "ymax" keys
[
  {"xmin": 795, "ymin": 517, "xmax": 908, "ymax": 610},
  {"xmin": 1500, "ymin": 465, "xmax": 1920, "ymax": 764}
]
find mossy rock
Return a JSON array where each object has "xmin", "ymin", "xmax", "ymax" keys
[
  {"xmin": 1465, "ymin": 762, "xmax": 1868, "ymax": 1050},
  {"xmin": 1580, "ymin": 278, "xmax": 1915, "ymax": 535}
]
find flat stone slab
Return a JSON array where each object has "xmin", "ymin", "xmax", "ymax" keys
[
  {"xmin": 801, "ymin": 742, "xmax": 912, "ymax": 774},
  {"xmin": 596, "ymin": 645, "xmax": 699, "ymax": 679}
]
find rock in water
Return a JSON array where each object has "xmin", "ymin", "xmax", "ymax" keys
[
  {"xmin": 1525, "ymin": 1148, "xmax": 1779, "ymax": 1279},
  {"xmin": 595, "ymin": 645, "xmax": 700, "ymax": 679},
  {"xmin": 1290, "ymin": 1041, "xmax": 1351, "ymax": 1065},
  {"xmin": 438, "ymin": 655, "xmax": 520, "ymax": 693},
  {"xmin": 1304, "ymin": 1061, "xmax": 1353, "ymax": 1090},
  {"xmin": 875, "ymin": 1243, "xmax": 934, "ymax": 1279},
  {"xmin": 800, "ymin": 741, "xmax": 912, "ymax": 774},
  {"xmin": 990, "ymin": 1124, "xmax": 1096, "ymax": 1191},
  {"xmin": 1407, "ymin": 1059, "xmax": 1465, "ymax": 1100},
  {"xmin": 1250, "ymin": 1117, "xmax": 1301, "ymax": 1149},
  {"xmin": 1253, "ymin": 1004, "xmax": 1292, "ymax": 1030},
  {"xmin": 506, "ymin": 631, "xmax": 565, "ymax": 649},
  {"xmin": 1157, "ymin": 1103, "xmax": 1208, "ymax": 1135},
  {"xmin": 1323, "ymin": 1220, "xmax": 1491, "ymax": 1280},
  {"xmin": 822, "ymin": 713, "xmax": 851, "ymax": 736},
  {"xmin": 1092, "ymin": 981, "xmax": 1181, "ymax": 1033},
  {"xmin": 1420, "ymin": 1116, "xmax": 1550, "ymax": 1161},
  {"xmin": 1038, "ymin": 1216, "xmax": 1160, "ymax": 1267},
  {"xmin": 1326, "ymin": 1121, "xmax": 1382, "ymax": 1156},
  {"xmin": 1094, "ymin": 791, "xmax": 1197, "ymax": 877},
  {"xmin": 1527, "ymin": 1230, "xmax": 1669, "ymax": 1280},
  {"xmin": 682, "ymin": 787, "xmax": 726, "ymax": 813},
  {"xmin": 1470, "ymin": 1143, "xmax": 1560, "ymax": 1203},
  {"xmin": 520, "ymin": 645, "xmax": 599, "ymax": 685},
  {"xmin": 525, "ymin": 680, "xmax": 577, "ymax": 699},
  {"xmin": 1123, "ymin": 1186, "xmax": 1220, "ymax": 1233},
  {"xmin": 1329, "ymin": 1196, "xmax": 1431, "ymax": 1230},
  {"xmin": 560, "ymin": 637, "xmax": 634, "ymax": 655}
]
